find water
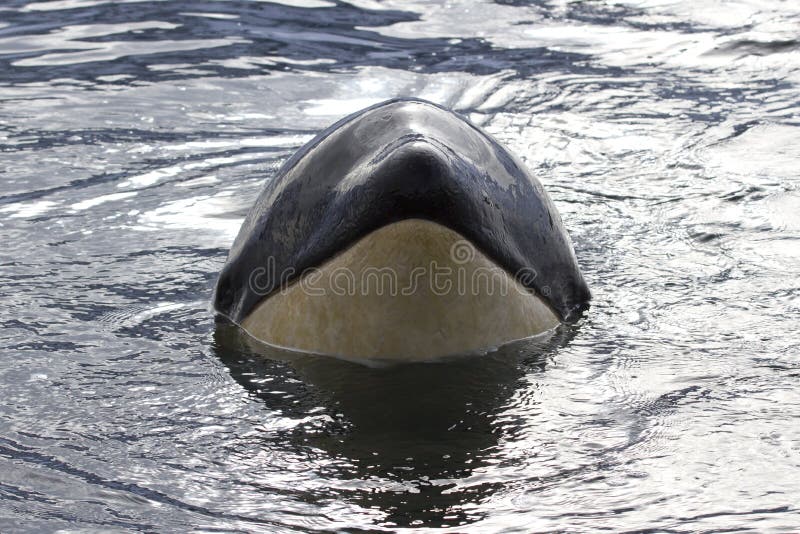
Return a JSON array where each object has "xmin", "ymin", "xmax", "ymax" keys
[{"xmin": 1, "ymin": 0, "xmax": 799, "ymax": 530}]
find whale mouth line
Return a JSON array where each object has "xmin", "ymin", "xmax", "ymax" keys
[
  {"xmin": 239, "ymin": 219, "xmax": 560, "ymax": 361},
  {"xmin": 252, "ymin": 215, "xmax": 540, "ymax": 302}
]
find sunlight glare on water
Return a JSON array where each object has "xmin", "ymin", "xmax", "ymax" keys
[{"xmin": 1, "ymin": 0, "xmax": 799, "ymax": 531}]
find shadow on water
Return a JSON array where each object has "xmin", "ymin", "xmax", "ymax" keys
[{"xmin": 212, "ymin": 320, "xmax": 578, "ymax": 528}]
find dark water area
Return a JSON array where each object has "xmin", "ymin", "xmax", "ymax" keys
[{"xmin": 1, "ymin": 0, "xmax": 799, "ymax": 531}]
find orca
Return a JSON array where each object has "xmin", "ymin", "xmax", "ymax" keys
[{"xmin": 214, "ymin": 98, "xmax": 590, "ymax": 360}]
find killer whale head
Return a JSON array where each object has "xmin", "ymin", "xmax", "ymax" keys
[{"xmin": 214, "ymin": 98, "xmax": 590, "ymax": 360}]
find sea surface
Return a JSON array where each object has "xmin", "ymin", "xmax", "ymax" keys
[{"xmin": 1, "ymin": 0, "xmax": 799, "ymax": 531}]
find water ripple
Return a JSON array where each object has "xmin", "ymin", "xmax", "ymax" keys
[{"xmin": 1, "ymin": 0, "xmax": 799, "ymax": 531}]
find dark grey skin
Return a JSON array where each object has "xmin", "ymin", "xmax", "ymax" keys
[{"xmin": 214, "ymin": 98, "xmax": 590, "ymax": 324}]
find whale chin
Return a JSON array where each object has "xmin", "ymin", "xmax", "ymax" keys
[{"xmin": 240, "ymin": 218, "xmax": 559, "ymax": 361}]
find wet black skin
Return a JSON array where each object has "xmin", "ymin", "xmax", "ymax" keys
[{"xmin": 214, "ymin": 98, "xmax": 590, "ymax": 323}]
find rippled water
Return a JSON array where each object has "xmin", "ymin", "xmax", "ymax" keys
[{"xmin": 2, "ymin": 0, "xmax": 800, "ymax": 531}]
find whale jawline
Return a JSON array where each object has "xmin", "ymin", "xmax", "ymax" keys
[{"xmin": 240, "ymin": 219, "xmax": 560, "ymax": 361}]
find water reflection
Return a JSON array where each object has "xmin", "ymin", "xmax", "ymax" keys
[
  {"xmin": 1, "ymin": 0, "xmax": 589, "ymax": 84},
  {"xmin": 213, "ymin": 321, "xmax": 576, "ymax": 527}
]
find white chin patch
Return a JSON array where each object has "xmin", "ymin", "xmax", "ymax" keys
[{"xmin": 241, "ymin": 219, "xmax": 559, "ymax": 361}]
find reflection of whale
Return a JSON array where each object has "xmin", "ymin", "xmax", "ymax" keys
[
  {"xmin": 212, "ymin": 322, "xmax": 578, "ymax": 528},
  {"xmin": 214, "ymin": 98, "xmax": 590, "ymax": 360}
]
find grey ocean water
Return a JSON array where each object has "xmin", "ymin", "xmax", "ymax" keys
[{"xmin": 1, "ymin": 0, "xmax": 799, "ymax": 531}]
